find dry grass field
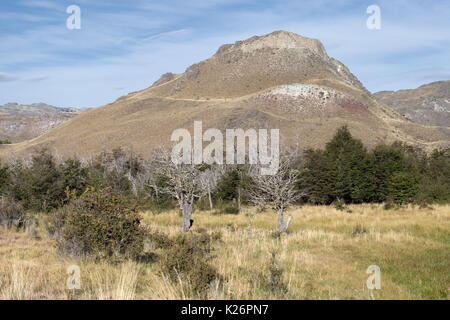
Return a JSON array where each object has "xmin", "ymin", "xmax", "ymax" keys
[{"xmin": 0, "ymin": 204, "xmax": 449, "ymax": 300}]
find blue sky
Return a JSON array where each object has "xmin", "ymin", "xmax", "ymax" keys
[{"xmin": 0, "ymin": 0, "xmax": 449, "ymax": 108}]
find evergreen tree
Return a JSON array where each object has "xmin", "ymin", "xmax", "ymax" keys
[
  {"xmin": 7, "ymin": 148, "xmax": 64, "ymax": 211},
  {"xmin": 370, "ymin": 144, "xmax": 406, "ymax": 202},
  {"xmin": 388, "ymin": 172, "xmax": 419, "ymax": 204},
  {"xmin": 324, "ymin": 126, "xmax": 374, "ymax": 203},
  {"xmin": 298, "ymin": 149, "xmax": 335, "ymax": 204},
  {"xmin": 27, "ymin": 148, "xmax": 64, "ymax": 211},
  {"xmin": 216, "ymin": 169, "xmax": 240, "ymax": 201},
  {"xmin": 60, "ymin": 158, "xmax": 88, "ymax": 197},
  {"xmin": 216, "ymin": 166, "xmax": 251, "ymax": 207},
  {"xmin": 416, "ymin": 149, "xmax": 450, "ymax": 204}
]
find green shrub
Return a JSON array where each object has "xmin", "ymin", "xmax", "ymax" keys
[
  {"xmin": 53, "ymin": 187, "xmax": 145, "ymax": 260},
  {"xmin": 7, "ymin": 148, "xmax": 65, "ymax": 212},
  {"xmin": 334, "ymin": 198, "xmax": 345, "ymax": 211},
  {"xmin": 160, "ymin": 231, "xmax": 221, "ymax": 297},
  {"xmin": 59, "ymin": 158, "xmax": 88, "ymax": 198}
]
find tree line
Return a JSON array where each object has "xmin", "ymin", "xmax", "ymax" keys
[
  {"xmin": 0, "ymin": 126, "xmax": 449, "ymax": 233},
  {"xmin": 298, "ymin": 126, "xmax": 449, "ymax": 205}
]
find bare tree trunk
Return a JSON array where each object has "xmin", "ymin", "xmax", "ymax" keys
[
  {"xmin": 180, "ymin": 202, "xmax": 193, "ymax": 232},
  {"xmin": 207, "ymin": 186, "xmax": 213, "ymax": 210},
  {"xmin": 277, "ymin": 208, "xmax": 292, "ymax": 233},
  {"xmin": 237, "ymin": 187, "xmax": 241, "ymax": 213}
]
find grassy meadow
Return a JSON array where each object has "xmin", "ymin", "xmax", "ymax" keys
[{"xmin": 0, "ymin": 204, "xmax": 449, "ymax": 300}]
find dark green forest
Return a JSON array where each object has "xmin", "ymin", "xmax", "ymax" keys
[{"xmin": 0, "ymin": 126, "xmax": 449, "ymax": 215}]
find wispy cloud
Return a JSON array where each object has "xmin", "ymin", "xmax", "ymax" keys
[
  {"xmin": 0, "ymin": 73, "xmax": 20, "ymax": 82},
  {"xmin": 0, "ymin": 72, "xmax": 49, "ymax": 82}
]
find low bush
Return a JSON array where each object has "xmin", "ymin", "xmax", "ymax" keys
[
  {"xmin": 53, "ymin": 187, "xmax": 146, "ymax": 260},
  {"xmin": 160, "ymin": 231, "xmax": 221, "ymax": 297},
  {"xmin": 334, "ymin": 198, "xmax": 345, "ymax": 211}
]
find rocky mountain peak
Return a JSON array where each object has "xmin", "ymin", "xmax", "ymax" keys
[
  {"xmin": 215, "ymin": 30, "xmax": 328, "ymax": 59},
  {"xmin": 147, "ymin": 30, "xmax": 365, "ymax": 99}
]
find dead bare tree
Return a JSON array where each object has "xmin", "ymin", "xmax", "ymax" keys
[
  {"xmin": 150, "ymin": 148, "xmax": 206, "ymax": 232},
  {"xmin": 249, "ymin": 154, "xmax": 304, "ymax": 233},
  {"xmin": 199, "ymin": 166, "xmax": 220, "ymax": 210}
]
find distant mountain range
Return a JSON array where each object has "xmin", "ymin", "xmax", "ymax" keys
[
  {"xmin": 374, "ymin": 80, "xmax": 449, "ymax": 132},
  {"xmin": 1, "ymin": 31, "xmax": 448, "ymax": 158},
  {"xmin": 0, "ymin": 102, "xmax": 83, "ymax": 143}
]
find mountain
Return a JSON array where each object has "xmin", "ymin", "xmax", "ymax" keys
[
  {"xmin": 374, "ymin": 81, "xmax": 450, "ymax": 130},
  {"xmin": 0, "ymin": 102, "xmax": 82, "ymax": 143},
  {"xmin": 1, "ymin": 31, "xmax": 448, "ymax": 159}
]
